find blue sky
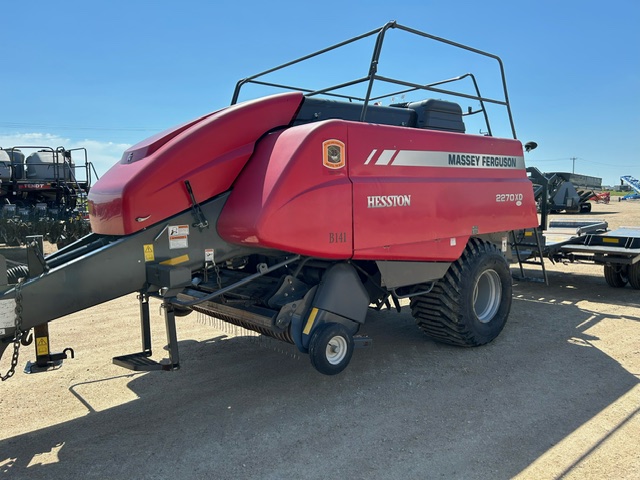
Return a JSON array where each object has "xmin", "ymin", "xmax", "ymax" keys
[{"xmin": 2, "ymin": 0, "xmax": 638, "ymax": 188}]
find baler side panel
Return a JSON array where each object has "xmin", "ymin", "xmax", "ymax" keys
[
  {"xmin": 88, "ymin": 92, "xmax": 305, "ymax": 236},
  {"xmin": 348, "ymin": 123, "xmax": 538, "ymax": 261},
  {"xmin": 218, "ymin": 123, "xmax": 353, "ymax": 258}
]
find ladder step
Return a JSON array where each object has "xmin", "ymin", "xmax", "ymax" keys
[
  {"xmin": 512, "ymin": 275, "xmax": 546, "ymax": 284},
  {"xmin": 511, "ymin": 228, "xmax": 549, "ymax": 285},
  {"xmin": 519, "ymin": 260, "xmax": 546, "ymax": 266},
  {"xmin": 112, "ymin": 352, "xmax": 177, "ymax": 371}
]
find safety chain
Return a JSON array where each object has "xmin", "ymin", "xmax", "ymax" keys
[
  {"xmin": 214, "ymin": 262, "xmax": 223, "ymax": 292},
  {"xmin": 210, "ymin": 250, "xmax": 225, "ymax": 304},
  {"xmin": 1, "ymin": 279, "xmax": 24, "ymax": 381}
]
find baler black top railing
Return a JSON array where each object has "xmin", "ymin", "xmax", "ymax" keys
[{"xmin": 231, "ymin": 20, "xmax": 517, "ymax": 139}]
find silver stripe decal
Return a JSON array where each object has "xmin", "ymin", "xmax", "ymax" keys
[
  {"xmin": 364, "ymin": 149, "xmax": 377, "ymax": 165},
  {"xmin": 390, "ymin": 150, "xmax": 526, "ymax": 169},
  {"xmin": 375, "ymin": 149, "xmax": 397, "ymax": 166}
]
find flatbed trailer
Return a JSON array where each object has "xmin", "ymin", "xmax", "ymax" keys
[{"xmin": 513, "ymin": 218, "xmax": 640, "ymax": 288}]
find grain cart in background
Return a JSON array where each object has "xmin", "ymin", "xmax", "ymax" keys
[
  {"xmin": 0, "ymin": 146, "xmax": 96, "ymax": 246},
  {"xmin": 0, "ymin": 21, "xmax": 539, "ymax": 379}
]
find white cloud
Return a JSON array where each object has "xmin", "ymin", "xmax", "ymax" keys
[{"xmin": 0, "ymin": 132, "xmax": 130, "ymax": 179}]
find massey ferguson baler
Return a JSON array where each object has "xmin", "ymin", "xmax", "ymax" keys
[{"xmin": 0, "ymin": 22, "xmax": 539, "ymax": 378}]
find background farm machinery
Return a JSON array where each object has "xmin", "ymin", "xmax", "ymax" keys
[
  {"xmin": 0, "ymin": 146, "xmax": 97, "ymax": 247},
  {"xmin": 512, "ymin": 169, "xmax": 640, "ymax": 289},
  {"xmin": 527, "ymin": 168, "xmax": 604, "ymax": 214},
  {"xmin": 619, "ymin": 175, "xmax": 640, "ymax": 201}
]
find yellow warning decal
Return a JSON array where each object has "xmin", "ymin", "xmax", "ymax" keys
[
  {"xmin": 303, "ymin": 308, "xmax": 319, "ymax": 335},
  {"xmin": 36, "ymin": 337, "xmax": 49, "ymax": 356},
  {"xmin": 602, "ymin": 237, "xmax": 619, "ymax": 244},
  {"xmin": 144, "ymin": 244, "xmax": 155, "ymax": 262},
  {"xmin": 160, "ymin": 254, "xmax": 190, "ymax": 266}
]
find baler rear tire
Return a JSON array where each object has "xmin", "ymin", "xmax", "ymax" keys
[
  {"xmin": 603, "ymin": 264, "xmax": 628, "ymax": 288},
  {"xmin": 410, "ymin": 238, "xmax": 511, "ymax": 347},
  {"xmin": 309, "ymin": 323, "xmax": 354, "ymax": 375},
  {"xmin": 628, "ymin": 262, "xmax": 640, "ymax": 290}
]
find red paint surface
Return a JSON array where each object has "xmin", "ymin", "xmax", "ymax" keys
[
  {"xmin": 88, "ymin": 92, "xmax": 304, "ymax": 235},
  {"xmin": 89, "ymin": 94, "xmax": 538, "ymax": 261},
  {"xmin": 218, "ymin": 119, "xmax": 537, "ymax": 260}
]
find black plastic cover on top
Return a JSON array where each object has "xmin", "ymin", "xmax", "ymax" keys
[
  {"xmin": 397, "ymin": 99, "xmax": 465, "ymax": 133},
  {"xmin": 293, "ymin": 97, "xmax": 465, "ymax": 133}
]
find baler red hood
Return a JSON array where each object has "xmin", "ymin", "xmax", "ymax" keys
[{"xmin": 87, "ymin": 92, "xmax": 304, "ymax": 236}]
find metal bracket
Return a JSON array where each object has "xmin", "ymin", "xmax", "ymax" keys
[
  {"xmin": 184, "ymin": 180, "xmax": 209, "ymax": 230},
  {"xmin": 26, "ymin": 235, "xmax": 49, "ymax": 277},
  {"xmin": 172, "ymin": 255, "xmax": 301, "ymax": 307}
]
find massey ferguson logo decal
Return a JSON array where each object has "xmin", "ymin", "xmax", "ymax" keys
[
  {"xmin": 367, "ymin": 194, "xmax": 411, "ymax": 208},
  {"xmin": 364, "ymin": 149, "xmax": 525, "ymax": 169},
  {"xmin": 323, "ymin": 139, "xmax": 345, "ymax": 169}
]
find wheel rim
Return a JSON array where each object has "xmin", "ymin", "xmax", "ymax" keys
[
  {"xmin": 473, "ymin": 269, "xmax": 502, "ymax": 323},
  {"xmin": 325, "ymin": 335, "xmax": 348, "ymax": 365}
]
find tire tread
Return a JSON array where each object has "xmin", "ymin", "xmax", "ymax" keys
[{"xmin": 410, "ymin": 238, "xmax": 509, "ymax": 347}]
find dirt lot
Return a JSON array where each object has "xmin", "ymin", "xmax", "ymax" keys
[{"xmin": 1, "ymin": 201, "xmax": 639, "ymax": 479}]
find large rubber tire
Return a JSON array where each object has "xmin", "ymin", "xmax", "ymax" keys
[
  {"xmin": 7, "ymin": 265, "xmax": 29, "ymax": 284},
  {"xmin": 309, "ymin": 323, "xmax": 354, "ymax": 375},
  {"xmin": 628, "ymin": 262, "xmax": 640, "ymax": 290},
  {"xmin": 603, "ymin": 264, "xmax": 628, "ymax": 288},
  {"xmin": 410, "ymin": 239, "xmax": 512, "ymax": 347}
]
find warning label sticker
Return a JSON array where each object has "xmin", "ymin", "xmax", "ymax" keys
[
  {"xmin": 0, "ymin": 299, "xmax": 15, "ymax": 328},
  {"xmin": 169, "ymin": 225, "xmax": 189, "ymax": 250},
  {"xmin": 169, "ymin": 225, "xmax": 189, "ymax": 236},
  {"xmin": 36, "ymin": 337, "xmax": 49, "ymax": 356},
  {"xmin": 144, "ymin": 244, "xmax": 155, "ymax": 262},
  {"xmin": 205, "ymin": 249, "xmax": 214, "ymax": 262},
  {"xmin": 170, "ymin": 235, "xmax": 188, "ymax": 249}
]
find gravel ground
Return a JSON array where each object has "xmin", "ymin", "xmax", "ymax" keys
[{"xmin": 1, "ymin": 200, "xmax": 639, "ymax": 479}]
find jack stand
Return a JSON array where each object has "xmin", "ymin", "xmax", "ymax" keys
[
  {"xmin": 25, "ymin": 323, "xmax": 75, "ymax": 374},
  {"xmin": 162, "ymin": 302, "xmax": 181, "ymax": 369}
]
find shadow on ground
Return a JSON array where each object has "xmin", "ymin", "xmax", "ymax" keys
[{"xmin": 1, "ymin": 272, "xmax": 638, "ymax": 480}]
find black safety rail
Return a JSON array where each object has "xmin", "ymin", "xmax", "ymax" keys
[{"xmin": 231, "ymin": 20, "xmax": 517, "ymax": 139}]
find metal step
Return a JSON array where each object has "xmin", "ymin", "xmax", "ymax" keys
[
  {"xmin": 112, "ymin": 351, "xmax": 177, "ymax": 372},
  {"xmin": 511, "ymin": 228, "xmax": 548, "ymax": 285}
]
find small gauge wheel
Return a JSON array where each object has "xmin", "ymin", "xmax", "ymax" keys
[{"xmin": 308, "ymin": 323, "xmax": 354, "ymax": 375}]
